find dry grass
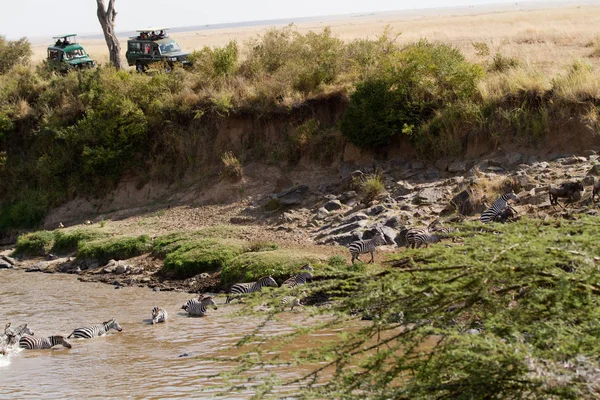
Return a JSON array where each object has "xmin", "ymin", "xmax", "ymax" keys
[
  {"xmin": 479, "ymin": 64, "xmax": 552, "ymax": 101},
  {"xmin": 220, "ymin": 151, "xmax": 243, "ymax": 181},
  {"xmin": 28, "ymin": 4, "xmax": 600, "ymax": 77},
  {"xmin": 469, "ymin": 174, "xmax": 519, "ymax": 209}
]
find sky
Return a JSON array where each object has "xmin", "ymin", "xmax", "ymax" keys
[{"xmin": 2, "ymin": 0, "xmax": 546, "ymax": 39}]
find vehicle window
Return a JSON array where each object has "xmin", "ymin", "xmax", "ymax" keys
[
  {"xmin": 65, "ymin": 49, "xmax": 86, "ymax": 60},
  {"xmin": 48, "ymin": 50, "xmax": 60, "ymax": 61},
  {"xmin": 144, "ymin": 43, "xmax": 151, "ymax": 54},
  {"xmin": 129, "ymin": 42, "xmax": 141, "ymax": 53},
  {"xmin": 159, "ymin": 42, "xmax": 181, "ymax": 54}
]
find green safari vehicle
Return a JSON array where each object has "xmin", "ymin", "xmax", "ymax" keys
[
  {"xmin": 125, "ymin": 28, "xmax": 190, "ymax": 72},
  {"xmin": 47, "ymin": 34, "xmax": 97, "ymax": 72}
]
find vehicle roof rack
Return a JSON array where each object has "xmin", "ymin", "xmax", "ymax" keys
[
  {"xmin": 135, "ymin": 27, "xmax": 169, "ymax": 33},
  {"xmin": 52, "ymin": 34, "xmax": 77, "ymax": 39}
]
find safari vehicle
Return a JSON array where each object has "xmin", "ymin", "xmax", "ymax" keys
[
  {"xmin": 125, "ymin": 28, "xmax": 190, "ymax": 72},
  {"xmin": 47, "ymin": 34, "xmax": 97, "ymax": 72}
]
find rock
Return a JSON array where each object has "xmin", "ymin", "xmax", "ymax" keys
[
  {"xmin": 506, "ymin": 153, "xmax": 522, "ymax": 165},
  {"xmin": 323, "ymin": 200, "xmax": 343, "ymax": 212},
  {"xmin": 26, "ymin": 261, "xmax": 48, "ymax": 272},
  {"xmin": 562, "ymin": 156, "xmax": 587, "ymax": 165},
  {"xmin": 179, "ymin": 352, "xmax": 193, "ymax": 358},
  {"xmin": 434, "ymin": 159, "xmax": 449, "ymax": 172},
  {"xmin": 315, "ymin": 207, "xmax": 330, "ymax": 220},
  {"xmin": 515, "ymin": 175, "xmax": 536, "ymax": 191},
  {"xmin": 450, "ymin": 189, "xmax": 476, "ymax": 215},
  {"xmin": 199, "ymin": 273, "xmax": 210, "ymax": 279},
  {"xmin": 339, "ymin": 191, "xmax": 357, "ymax": 203},
  {"xmin": 319, "ymin": 232, "xmax": 362, "ymax": 246},
  {"xmin": 416, "ymin": 188, "xmax": 444, "ymax": 205},
  {"xmin": 229, "ymin": 216, "xmax": 255, "ymax": 225},
  {"xmin": 272, "ymin": 185, "xmax": 309, "ymax": 206},
  {"xmin": 586, "ymin": 165, "xmax": 600, "ymax": 177},
  {"xmin": 383, "ymin": 216, "xmax": 404, "ymax": 230},
  {"xmin": 425, "ymin": 167, "xmax": 441, "ymax": 179},
  {"xmin": 583, "ymin": 176, "xmax": 595, "ymax": 186},
  {"xmin": 0, "ymin": 259, "xmax": 13, "ymax": 269},
  {"xmin": 366, "ymin": 204, "xmax": 386, "ymax": 216},
  {"xmin": 411, "ymin": 161, "xmax": 425, "ymax": 170},
  {"xmin": 367, "ymin": 225, "xmax": 398, "ymax": 245},
  {"xmin": 320, "ymin": 221, "xmax": 369, "ymax": 238},
  {"xmin": 448, "ymin": 161, "xmax": 467, "ymax": 173},
  {"xmin": 583, "ymin": 150, "xmax": 597, "ymax": 157},
  {"xmin": 103, "ymin": 259, "xmax": 118, "ymax": 273},
  {"xmin": 341, "ymin": 212, "xmax": 369, "ymax": 224},
  {"xmin": 394, "ymin": 180, "xmax": 415, "ymax": 196}
]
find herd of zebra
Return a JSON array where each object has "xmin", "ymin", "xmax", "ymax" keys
[
  {"xmin": 347, "ymin": 190, "xmax": 528, "ymax": 263},
  {"xmin": 0, "ymin": 266, "xmax": 314, "ymax": 353}
]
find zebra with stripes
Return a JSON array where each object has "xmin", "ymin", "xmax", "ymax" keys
[
  {"xmin": 480, "ymin": 192, "xmax": 519, "ymax": 224},
  {"xmin": 4, "ymin": 323, "xmax": 34, "ymax": 346},
  {"xmin": 283, "ymin": 271, "xmax": 313, "ymax": 288},
  {"xmin": 151, "ymin": 307, "xmax": 168, "ymax": 324},
  {"xmin": 226, "ymin": 276, "xmax": 278, "ymax": 304},
  {"xmin": 19, "ymin": 335, "xmax": 72, "ymax": 349},
  {"xmin": 348, "ymin": 231, "xmax": 386, "ymax": 264},
  {"xmin": 68, "ymin": 318, "xmax": 122, "ymax": 339},
  {"xmin": 181, "ymin": 296, "xmax": 218, "ymax": 316}
]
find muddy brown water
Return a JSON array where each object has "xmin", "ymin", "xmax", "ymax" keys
[{"xmin": 0, "ymin": 270, "xmax": 343, "ymax": 399}]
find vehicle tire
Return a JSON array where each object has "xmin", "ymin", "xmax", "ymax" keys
[{"xmin": 136, "ymin": 62, "xmax": 144, "ymax": 73}]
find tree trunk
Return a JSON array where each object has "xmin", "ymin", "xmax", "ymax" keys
[{"xmin": 96, "ymin": 0, "xmax": 122, "ymax": 70}]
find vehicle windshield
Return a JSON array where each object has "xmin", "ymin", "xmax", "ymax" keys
[
  {"xmin": 159, "ymin": 41, "xmax": 181, "ymax": 54},
  {"xmin": 65, "ymin": 49, "xmax": 87, "ymax": 60}
]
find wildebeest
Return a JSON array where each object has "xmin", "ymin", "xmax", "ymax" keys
[
  {"xmin": 493, "ymin": 205, "xmax": 518, "ymax": 223},
  {"xmin": 548, "ymin": 181, "xmax": 584, "ymax": 207},
  {"xmin": 593, "ymin": 180, "xmax": 600, "ymax": 204}
]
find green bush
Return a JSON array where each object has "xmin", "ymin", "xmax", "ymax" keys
[
  {"xmin": 161, "ymin": 238, "xmax": 246, "ymax": 279},
  {"xmin": 13, "ymin": 230, "xmax": 54, "ymax": 256},
  {"xmin": 76, "ymin": 235, "xmax": 151, "ymax": 263},
  {"xmin": 52, "ymin": 229, "xmax": 108, "ymax": 254},
  {"xmin": 0, "ymin": 36, "xmax": 31, "ymax": 74},
  {"xmin": 341, "ymin": 40, "xmax": 483, "ymax": 148},
  {"xmin": 221, "ymin": 250, "xmax": 326, "ymax": 286}
]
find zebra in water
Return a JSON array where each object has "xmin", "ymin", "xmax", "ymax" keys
[
  {"xmin": 68, "ymin": 318, "xmax": 122, "ymax": 339},
  {"xmin": 348, "ymin": 231, "xmax": 386, "ymax": 264},
  {"xmin": 151, "ymin": 307, "xmax": 168, "ymax": 324},
  {"xmin": 19, "ymin": 335, "xmax": 72, "ymax": 349},
  {"xmin": 226, "ymin": 276, "xmax": 278, "ymax": 304},
  {"xmin": 281, "ymin": 291, "xmax": 308, "ymax": 311},
  {"xmin": 283, "ymin": 271, "xmax": 313, "ymax": 288},
  {"xmin": 480, "ymin": 192, "xmax": 519, "ymax": 224},
  {"xmin": 4, "ymin": 323, "xmax": 34, "ymax": 346},
  {"xmin": 181, "ymin": 296, "xmax": 218, "ymax": 316}
]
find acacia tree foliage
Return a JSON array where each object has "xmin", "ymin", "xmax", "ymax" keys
[
  {"xmin": 209, "ymin": 216, "xmax": 600, "ymax": 399},
  {"xmin": 341, "ymin": 40, "xmax": 483, "ymax": 148},
  {"xmin": 0, "ymin": 36, "xmax": 31, "ymax": 74}
]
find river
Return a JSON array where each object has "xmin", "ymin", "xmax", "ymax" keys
[{"xmin": 0, "ymin": 269, "xmax": 341, "ymax": 399}]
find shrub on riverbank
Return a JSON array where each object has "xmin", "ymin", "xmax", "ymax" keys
[
  {"xmin": 221, "ymin": 250, "xmax": 327, "ymax": 286},
  {"xmin": 13, "ymin": 230, "xmax": 54, "ymax": 256},
  {"xmin": 52, "ymin": 229, "xmax": 108, "ymax": 254},
  {"xmin": 76, "ymin": 235, "xmax": 151, "ymax": 264},
  {"xmin": 160, "ymin": 238, "xmax": 247, "ymax": 279}
]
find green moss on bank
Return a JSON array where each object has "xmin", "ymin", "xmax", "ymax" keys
[
  {"xmin": 12, "ymin": 230, "xmax": 54, "ymax": 256},
  {"xmin": 76, "ymin": 235, "xmax": 152, "ymax": 264},
  {"xmin": 221, "ymin": 250, "xmax": 327, "ymax": 286}
]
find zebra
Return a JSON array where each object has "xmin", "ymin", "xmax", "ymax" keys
[
  {"xmin": 19, "ymin": 335, "xmax": 72, "ymax": 350},
  {"xmin": 281, "ymin": 291, "xmax": 308, "ymax": 311},
  {"xmin": 151, "ymin": 307, "xmax": 168, "ymax": 324},
  {"xmin": 283, "ymin": 271, "xmax": 313, "ymax": 288},
  {"xmin": 299, "ymin": 264, "xmax": 314, "ymax": 272},
  {"xmin": 480, "ymin": 192, "xmax": 519, "ymax": 224},
  {"xmin": 348, "ymin": 231, "xmax": 386, "ymax": 264},
  {"xmin": 67, "ymin": 318, "xmax": 122, "ymax": 339},
  {"xmin": 493, "ymin": 205, "xmax": 518, "ymax": 223},
  {"xmin": 226, "ymin": 276, "xmax": 279, "ymax": 304},
  {"xmin": 4, "ymin": 323, "xmax": 34, "ymax": 346},
  {"xmin": 181, "ymin": 296, "xmax": 218, "ymax": 316}
]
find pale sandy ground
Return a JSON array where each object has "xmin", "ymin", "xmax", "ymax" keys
[{"xmin": 30, "ymin": 1, "xmax": 600, "ymax": 74}]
